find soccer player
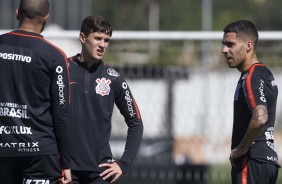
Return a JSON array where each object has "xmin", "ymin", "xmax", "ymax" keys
[
  {"xmin": 68, "ymin": 15, "xmax": 143, "ymax": 184},
  {"xmin": 0, "ymin": 0, "xmax": 72, "ymax": 183},
  {"xmin": 222, "ymin": 20, "xmax": 280, "ymax": 184}
]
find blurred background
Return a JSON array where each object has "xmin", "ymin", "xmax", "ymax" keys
[{"xmin": 1, "ymin": 0, "xmax": 282, "ymax": 183}]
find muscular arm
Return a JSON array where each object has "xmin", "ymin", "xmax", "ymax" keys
[
  {"xmin": 230, "ymin": 105, "xmax": 268, "ymax": 165},
  {"xmin": 237, "ymin": 105, "xmax": 268, "ymax": 152}
]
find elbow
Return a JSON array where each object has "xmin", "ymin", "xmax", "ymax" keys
[
  {"xmin": 252, "ymin": 105, "xmax": 268, "ymax": 128},
  {"xmin": 262, "ymin": 114, "xmax": 268, "ymax": 125},
  {"xmin": 257, "ymin": 114, "xmax": 268, "ymax": 128}
]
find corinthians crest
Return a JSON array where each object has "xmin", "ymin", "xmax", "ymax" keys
[{"xmin": 95, "ymin": 78, "xmax": 111, "ymax": 96}]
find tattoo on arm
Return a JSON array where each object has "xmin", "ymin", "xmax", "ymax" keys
[
  {"xmin": 238, "ymin": 105, "xmax": 268, "ymax": 151},
  {"xmin": 252, "ymin": 105, "xmax": 268, "ymax": 121}
]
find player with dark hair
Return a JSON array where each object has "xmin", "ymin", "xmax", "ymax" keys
[
  {"xmin": 222, "ymin": 20, "xmax": 280, "ymax": 184},
  {"xmin": 0, "ymin": 0, "xmax": 72, "ymax": 183},
  {"xmin": 68, "ymin": 15, "xmax": 143, "ymax": 184}
]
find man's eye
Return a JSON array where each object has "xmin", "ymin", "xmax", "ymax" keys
[{"xmin": 226, "ymin": 43, "xmax": 233, "ymax": 47}]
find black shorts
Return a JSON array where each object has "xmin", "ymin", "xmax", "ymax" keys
[
  {"xmin": 72, "ymin": 170, "xmax": 113, "ymax": 184},
  {"xmin": 231, "ymin": 157, "xmax": 279, "ymax": 184},
  {"xmin": 0, "ymin": 155, "xmax": 61, "ymax": 184}
]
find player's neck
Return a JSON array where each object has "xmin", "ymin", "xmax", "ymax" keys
[
  {"xmin": 78, "ymin": 54, "xmax": 100, "ymax": 69},
  {"xmin": 18, "ymin": 22, "xmax": 43, "ymax": 34},
  {"xmin": 239, "ymin": 54, "xmax": 259, "ymax": 73}
]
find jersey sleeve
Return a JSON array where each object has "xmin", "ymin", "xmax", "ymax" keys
[
  {"xmin": 50, "ymin": 53, "xmax": 71, "ymax": 168},
  {"xmin": 244, "ymin": 69, "xmax": 267, "ymax": 110},
  {"xmin": 114, "ymin": 77, "xmax": 143, "ymax": 173}
]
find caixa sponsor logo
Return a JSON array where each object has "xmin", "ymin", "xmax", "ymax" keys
[
  {"xmin": 56, "ymin": 66, "xmax": 66, "ymax": 105},
  {"xmin": 122, "ymin": 82, "xmax": 136, "ymax": 118},
  {"xmin": 259, "ymin": 79, "xmax": 266, "ymax": 102},
  {"xmin": 23, "ymin": 179, "xmax": 50, "ymax": 184}
]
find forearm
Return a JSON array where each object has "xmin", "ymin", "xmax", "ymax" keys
[
  {"xmin": 54, "ymin": 118, "xmax": 72, "ymax": 168},
  {"xmin": 119, "ymin": 122, "xmax": 143, "ymax": 173},
  {"xmin": 237, "ymin": 105, "xmax": 268, "ymax": 153}
]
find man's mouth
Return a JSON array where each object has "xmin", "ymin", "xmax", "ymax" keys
[{"xmin": 97, "ymin": 49, "xmax": 103, "ymax": 56}]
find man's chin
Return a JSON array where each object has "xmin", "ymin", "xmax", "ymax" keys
[{"xmin": 227, "ymin": 63, "xmax": 236, "ymax": 69}]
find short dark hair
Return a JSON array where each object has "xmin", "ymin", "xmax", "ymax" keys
[
  {"xmin": 80, "ymin": 15, "xmax": 112, "ymax": 37},
  {"xmin": 223, "ymin": 20, "xmax": 259, "ymax": 47},
  {"xmin": 18, "ymin": 0, "xmax": 49, "ymax": 19}
]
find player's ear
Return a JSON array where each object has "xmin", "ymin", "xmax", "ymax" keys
[
  {"xmin": 79, "ymin": 32, "xmax": 86, "ymax": 43},
  {"xmin": 44, "ymin": 14, "xmax": 49, "ymax": 22},
  {"xmin": 16, "ymin": 9, "xmax": 19, "ymax": 20},
  {"xmin": 246, "ymin": 41, "xmax": 253, "ymax": 53}
]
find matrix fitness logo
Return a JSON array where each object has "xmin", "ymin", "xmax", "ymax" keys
[
  {"xmin": 0, "ymin": 141, "xmax": 40, "ymax": 153},
  {"xmin": 95, "ymin": 78, "xmax": 111, "ymax": 96}
]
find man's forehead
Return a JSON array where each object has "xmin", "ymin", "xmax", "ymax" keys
[
  {"xmin": 223, "ymin": 32, "xmax": 237, "ymax": 38},
  {"xmin": 223, "ymin": 32, "xmax": 238, "ymax": 41},
  {"xmin": 89, "ymin": 32, "xmax": 111, "ymax": 38}
]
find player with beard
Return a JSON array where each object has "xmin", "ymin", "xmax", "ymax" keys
[{"xmin": 222, "ymin": 20, "xmax": 280, "ymax": 184}]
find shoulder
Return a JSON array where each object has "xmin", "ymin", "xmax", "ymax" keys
[
  {"xmin": 43, "ymin": 40, "xmax": 67, "ymax": 59},
  {"xmin": 252, "ymin": 64, "xmax": 274, "ymax": 79},
  {"xmin": 67, "ymin": 54, "xmax": 82, "ymax": 68},
  {"xmin": 67, "ymin": 55, "xmax": 78, "ymax": 63},
  {"xmin": 247, "ymin": 63, "xmax": 268, "ymax": 77},
  {"xmin": 100, "ymin": 64, "xmax": 128, "ymax": 89},
  {"xmin": 32, "ymin": 38, "xmax": 68, "ymax": 63},
  {"xmin": 101, "ymin": 62, "xmax": 121, "ymax": 77},
  {"xmin": 106, "ymin": 67, "xmax": 121, "ymax": 78}
]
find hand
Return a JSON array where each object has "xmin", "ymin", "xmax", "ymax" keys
[
  {"xmin": 229, "ymin": 147, "xmax": 247, "ymax": 167},
  {"xmin": 59, "ymin": 169, "xmax": 72, "ymax": 184},
  {"xmin": 99, "ymin": 162, "xmax": 123, "ymax": 183}
]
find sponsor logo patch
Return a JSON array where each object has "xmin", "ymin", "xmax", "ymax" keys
[
  {"xmin": 0, "ymin": 142, "xmax": 40, "ymax": 153},
  {"xmin": 0, "ymin": 126, "xmax": 32, "ymax": 134},
  {"xmin": 0, "ymin": 52, "xmax": 31, "ymax": 63},
  {"xmin": 259, "ymin": 79, "xmax": 266, "ymax": 102},
  {"xmin": 23, "ymin": 179, "xmax": 50, "ymax": 184},
  {"xmin": 96, "ymin": 78, "xmax": 111, "ymax": 96},
  {"xmin": 122, "ymin": 82, "xmax": 136, "ymax": 118},
  {"xmin": 0, "ymin": 102, "xmax": 29, "ymax": 119},
  {"xmin": 56, "ymin": 66, "xmax": 66, "ymax": 105},
  {"xmin": 241, "ymin": 72, "xmax": 248, "ymax": 80},
  {"xmin": 271, "ymin": 80, "xmax": 277, "ymax": 87},
  {"xmin": 107, "ymin": 68, "xmax": 120, "ymax": 77}
]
